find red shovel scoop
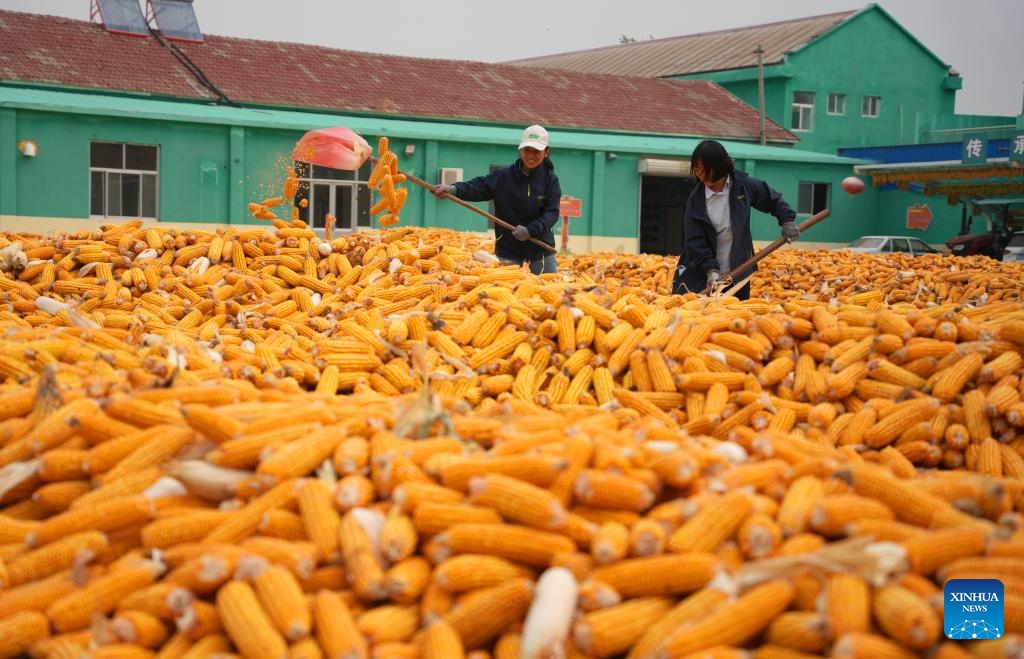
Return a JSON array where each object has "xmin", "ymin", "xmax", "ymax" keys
[
  {"xmin": 291, "ymin": 126, "xmax": 372, "ymax": 171},
  {"xmin": 291, "ymin": 126, "xmax": 557, "ymax": 254}
]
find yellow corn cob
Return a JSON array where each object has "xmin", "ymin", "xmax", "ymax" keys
[
  {"xmin": 256, "ymin": 425, "xmax": 347, "ymax": 479},
  {"xmin": 296, "ymin": 478, "xmax": 341, "ymax": 563},
  {"xmin": 110, "ymin": 609, "xmax": 171, "ymax": 648},
  {"xmin": 590, "ymin": 553, "xmax": 719, "ymax": 598},
  {"xmin": 0, "ymin": 611, "xmax": 50, "ymax": 659},
  {"xmin": 253, "ymin": 564, "xmax": 311, "ymax": 642},
  {"xmin": 468, "ymin": 471, "xmax": 568, "ymax": 532},
  {"xmin": 357, "ymin": 604, "xmax": 419, "ymax": 644},
  {"xmin": 216, "ymin": 580, "xmax": 289, "ymax": 659},
  {"xmin": 438, "ymin": 454, "xmax": 567, "ymax": 491},
  {"xmin": 738, "ymin": 513, "xmax": 783, "ymax": 559},
  {"xmin": 872, "ymin": 583, "xmax": 940, "ymax": 650},
  {"xmin": 838, "ymin": 462, "xmax": 988, "ymax": 530},
  {"xmin": 862, "ymin": 397, "xmax": 939, "ymax": 448},
  {"xmin": 312, "ymin": 590, "xmax": 367, "ymax": 658},
  {"xmin": 764, "ymin": 611, "xmax": 829, "ymax": 654},
  {"xmin": 380, "ymin": 506, "xmax": 418, "ymax": 564},
  {"xmin": 163, "ymin": 551, "xmax": 235, "ymax": 596},
  {"xmin": 432, "ymin": 554, "xmax": 533, "ymax": 593},
  {"xmin": 31, "ymin": 480, "xmax": 92, "ymax": 513},
  {"xmin": 420, "ymin": 618, "xmax": 465, "ymax": 659},
  {"xmin": 667, "ymin": 490, "xmax": 752, "ymax": 553},
  {"xmin": 776, "ymin": 475, "xmax": 826, "ymax": 537},
  {"xmin": 588, "ymin": 520, "xmax": 629, "ymax": 565},
  {"xmin": 808, "ymin": 494, "xmax": 894, "ymax": 537},
  {"xmin": 573, "ymin": 596, "xmax": 674, "ymax": 658},
  {"xmin": 626, "ymin": 588, "xmax": 729, "ymax": 658},
  {"xmin": 656, "ymin": 580, "xmax": 795, "ymax": 657},
  {"xmin": 901, "ymin": 525, "xmax": 989, "ymax": 575},
  {"xmin": 574, "ymin": 468, "xmax": 654, "ymax": 513},
  {"xmin": 468, "ymin": 331, "xmax": 527, "ymax": 370},
  {"xmin": 929, "ymin": 351, "xmax": 985, "ymax": 401},
  {"xmin": 961, "ymin": 389, "xmax": 991, "ymax": 444},
  {"xmin": 6, "ymin": 530, "xmax": 107, "ymax": 586},
  {"xmin": 442, "ymin": 578, "xmax": 534, "ymax": 650},
  {"xmin": 435, "ymin": 523, "xmax": 576, "ymax": 567},
  {"xmin": 824, "ymin": 573, "xmax": 871, "ymax": 639},
  {"xmin": 385, "ymin": 475, "xmax": 460, "ymax": 510},
  {"xmin": 140, "ymin": 511, "xmax": 229, "ymax": 549},
  {"xmin": 555, "ymin": 304, "xmax": 576, "ymax": 355},
  {"xmin": 385, "ymin": 555, "xmax": 431, "ymax": 604},
  {"xmin": 201, "ymin": 479, "xmax": 298, "ymax": 546},
  {"xmin": 28, "ymin": 494, "xmax": 153, "ymax": 548},
  {"xmin": 47, "ymin": 562, "xmax": 160, "ymax": 632}
]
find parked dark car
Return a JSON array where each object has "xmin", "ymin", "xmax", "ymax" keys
[{"xmin": 945, "ymin": 231, "xmax": 997, "ymax": 257}]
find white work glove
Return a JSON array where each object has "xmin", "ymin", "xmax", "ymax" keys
[
  {"xmin": 433, "ymin": 184, "xmax": 457, "ymax": 197},
  {"xmin": 706, "ymin": 270, "xmax": 720, "ymax": 286},
  {"xmin": 781, "ymin": 220, "xmax": 800, "ymax": 243},
  {"xmin": 511, "ymin": 225, "xmax": 531, "ymax": 241}
]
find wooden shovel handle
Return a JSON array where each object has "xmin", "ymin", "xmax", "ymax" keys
[
  {"xmin": 700, "ymin": 209, "xmax": 831, "ymax": 295},
  {"xmin": 375, "ymin": 157, "xmax": 557, "ymax": 255}
]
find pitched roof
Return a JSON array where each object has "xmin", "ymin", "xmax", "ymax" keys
[
  {"xmin": 0, "ymin": 9, "xmax": 796, "ymax": 143},
  {"xmin": 504, "ymin": 9, "xmax": 857, "ymax": 77}
]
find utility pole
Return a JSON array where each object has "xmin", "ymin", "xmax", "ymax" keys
[{"xmin": 755, "ymin": 45, "xmax": 767, "ymax": 145}]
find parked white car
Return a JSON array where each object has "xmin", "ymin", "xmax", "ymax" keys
[
  {"xmin": 836, "ymin": 235, "xmax": 942, "ymax": 256},
  {"xmin": 1002, "ymin": 231, "xmax": 1024, "ymax": 263}
]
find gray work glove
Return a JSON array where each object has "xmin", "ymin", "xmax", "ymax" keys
[
  {"xmin": 706, "ymin": 270, "xmax": 720, "ymax": 286},
  {"xmin": 433, "ymin": 184, "xmax": 457, "ymax": 197},
  {"xmin": 511, "ymin": 225, "xmax": 531, "ymax": 241},
  {"xmin": 781, "ymin": 220, "xmax": 800, "ymax": 243}
]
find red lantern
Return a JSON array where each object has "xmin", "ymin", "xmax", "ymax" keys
[{"xmin": 842, "ymin": 176, "xmax": 865, "ymax": 196}]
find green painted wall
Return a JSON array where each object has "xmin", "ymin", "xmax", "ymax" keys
[
  {"xmin": 677, "ymin": 7, "xmax": 959, "ymax": 154},
  {"xmin": 874, "ymin": 190, "xmax": 968, "ymax": 244},
  {"xmin": 0, "ymin": 101, "xmax": 866, "ymax": 250},
  {"xmin": 916, "ymin": 113, "xmax": 1019, "ymax": 143},
  {"xmin": 8, "ymin": 110, "xmax": 234, "ymax": 225}
]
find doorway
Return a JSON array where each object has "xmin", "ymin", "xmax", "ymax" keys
[
  {"xmin": 639, "ymin": 176, "xmax": 695, "ymax": 255},
  {"xmin": 294, "ymin": 161, "xmax": 372, "ymax": 233}
]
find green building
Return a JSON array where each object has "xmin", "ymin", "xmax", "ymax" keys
[
  {"xmin": 0, "ymin": 7, "xmax": 934, "ymax": 254},
  {"xmin": 509, "ymin": 4, "xmax": 1022, "ymax": 243}
]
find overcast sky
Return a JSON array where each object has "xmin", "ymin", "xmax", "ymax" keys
[{"xmin": 2, "ymin": 0, "xmax": 1022, "ymax": 116}]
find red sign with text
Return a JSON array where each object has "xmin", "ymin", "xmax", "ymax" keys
[
  {"xmin": 560, "ymin": 196, "xmax": 582, "ymax": 218},
  {"xmin": 906, "ymin": 204, "xmax": 933, "ymax": 230}
]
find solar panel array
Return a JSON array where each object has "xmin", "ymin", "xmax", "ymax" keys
[
  {"xmin": 148, "ymin": 0, "xmax": 204, "ymax": 43},
  {"xmin": 94, "ymin": 0, "xmax": 149, "ymax": 36}
]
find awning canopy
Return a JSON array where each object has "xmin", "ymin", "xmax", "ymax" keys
[{"xmin": 854, "ymin": 159, "xmax": 1024, "ymax": 206}]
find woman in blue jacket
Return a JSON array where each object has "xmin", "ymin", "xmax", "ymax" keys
[
  {"xmin": 433, "ymin": 125, "xmax": 561, "ymax": 274},
  {"xmin": 672, "ymin": 140, "xmax": 800, "ymax": 299}
]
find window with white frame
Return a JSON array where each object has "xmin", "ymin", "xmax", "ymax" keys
[
  {"xmin": 862, "ymin": 95, "xmax": 881, "ymax": 117},
  {"xmin": 90, "ymin": 142, "xmax": 158, "ymax": 219},
  {"xmin": 827, "ymin": 93, "xmax": 846, "ymax": 115},
  {"xmin": 797, "ymin": 181, "xmax": 830, "ymax": 215},
  {"xmin": 791, "ymin": 91, "xmax": 815, "ymax": 131}
]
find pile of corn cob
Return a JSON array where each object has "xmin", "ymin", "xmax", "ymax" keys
[{"xmin": 0, "ymin": 223, "xmax": 1023, "ymax": 659}]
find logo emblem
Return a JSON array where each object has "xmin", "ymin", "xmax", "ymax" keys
[{"xmin": 944, "ymin": 579, "xmax": 1003, "ymax": 640}]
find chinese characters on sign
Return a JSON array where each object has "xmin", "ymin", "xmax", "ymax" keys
[
  {"xmin": 1011, "ymin": 132, "xmax": 1024, "ymax": 164},
  {"xmin": 962, "ymin": 134, "xmax": 987, "ymax": 164}
]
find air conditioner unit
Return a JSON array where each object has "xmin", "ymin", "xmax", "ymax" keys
[
  {"xmin": 438, "ymin": 168, "xmax": 463, "ymax": 185},
  {"xmin": 637, "ymin": 158, "xmax": 691, "ymax": 177}
]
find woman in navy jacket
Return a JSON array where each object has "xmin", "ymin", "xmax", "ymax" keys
[
  {"xmin": 672, "ymin": 140, "xmax": 800, "ymax": 299},
  {"xmin": 434, "ymin": 125, "xmax": 562, "ymax": 274}
]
